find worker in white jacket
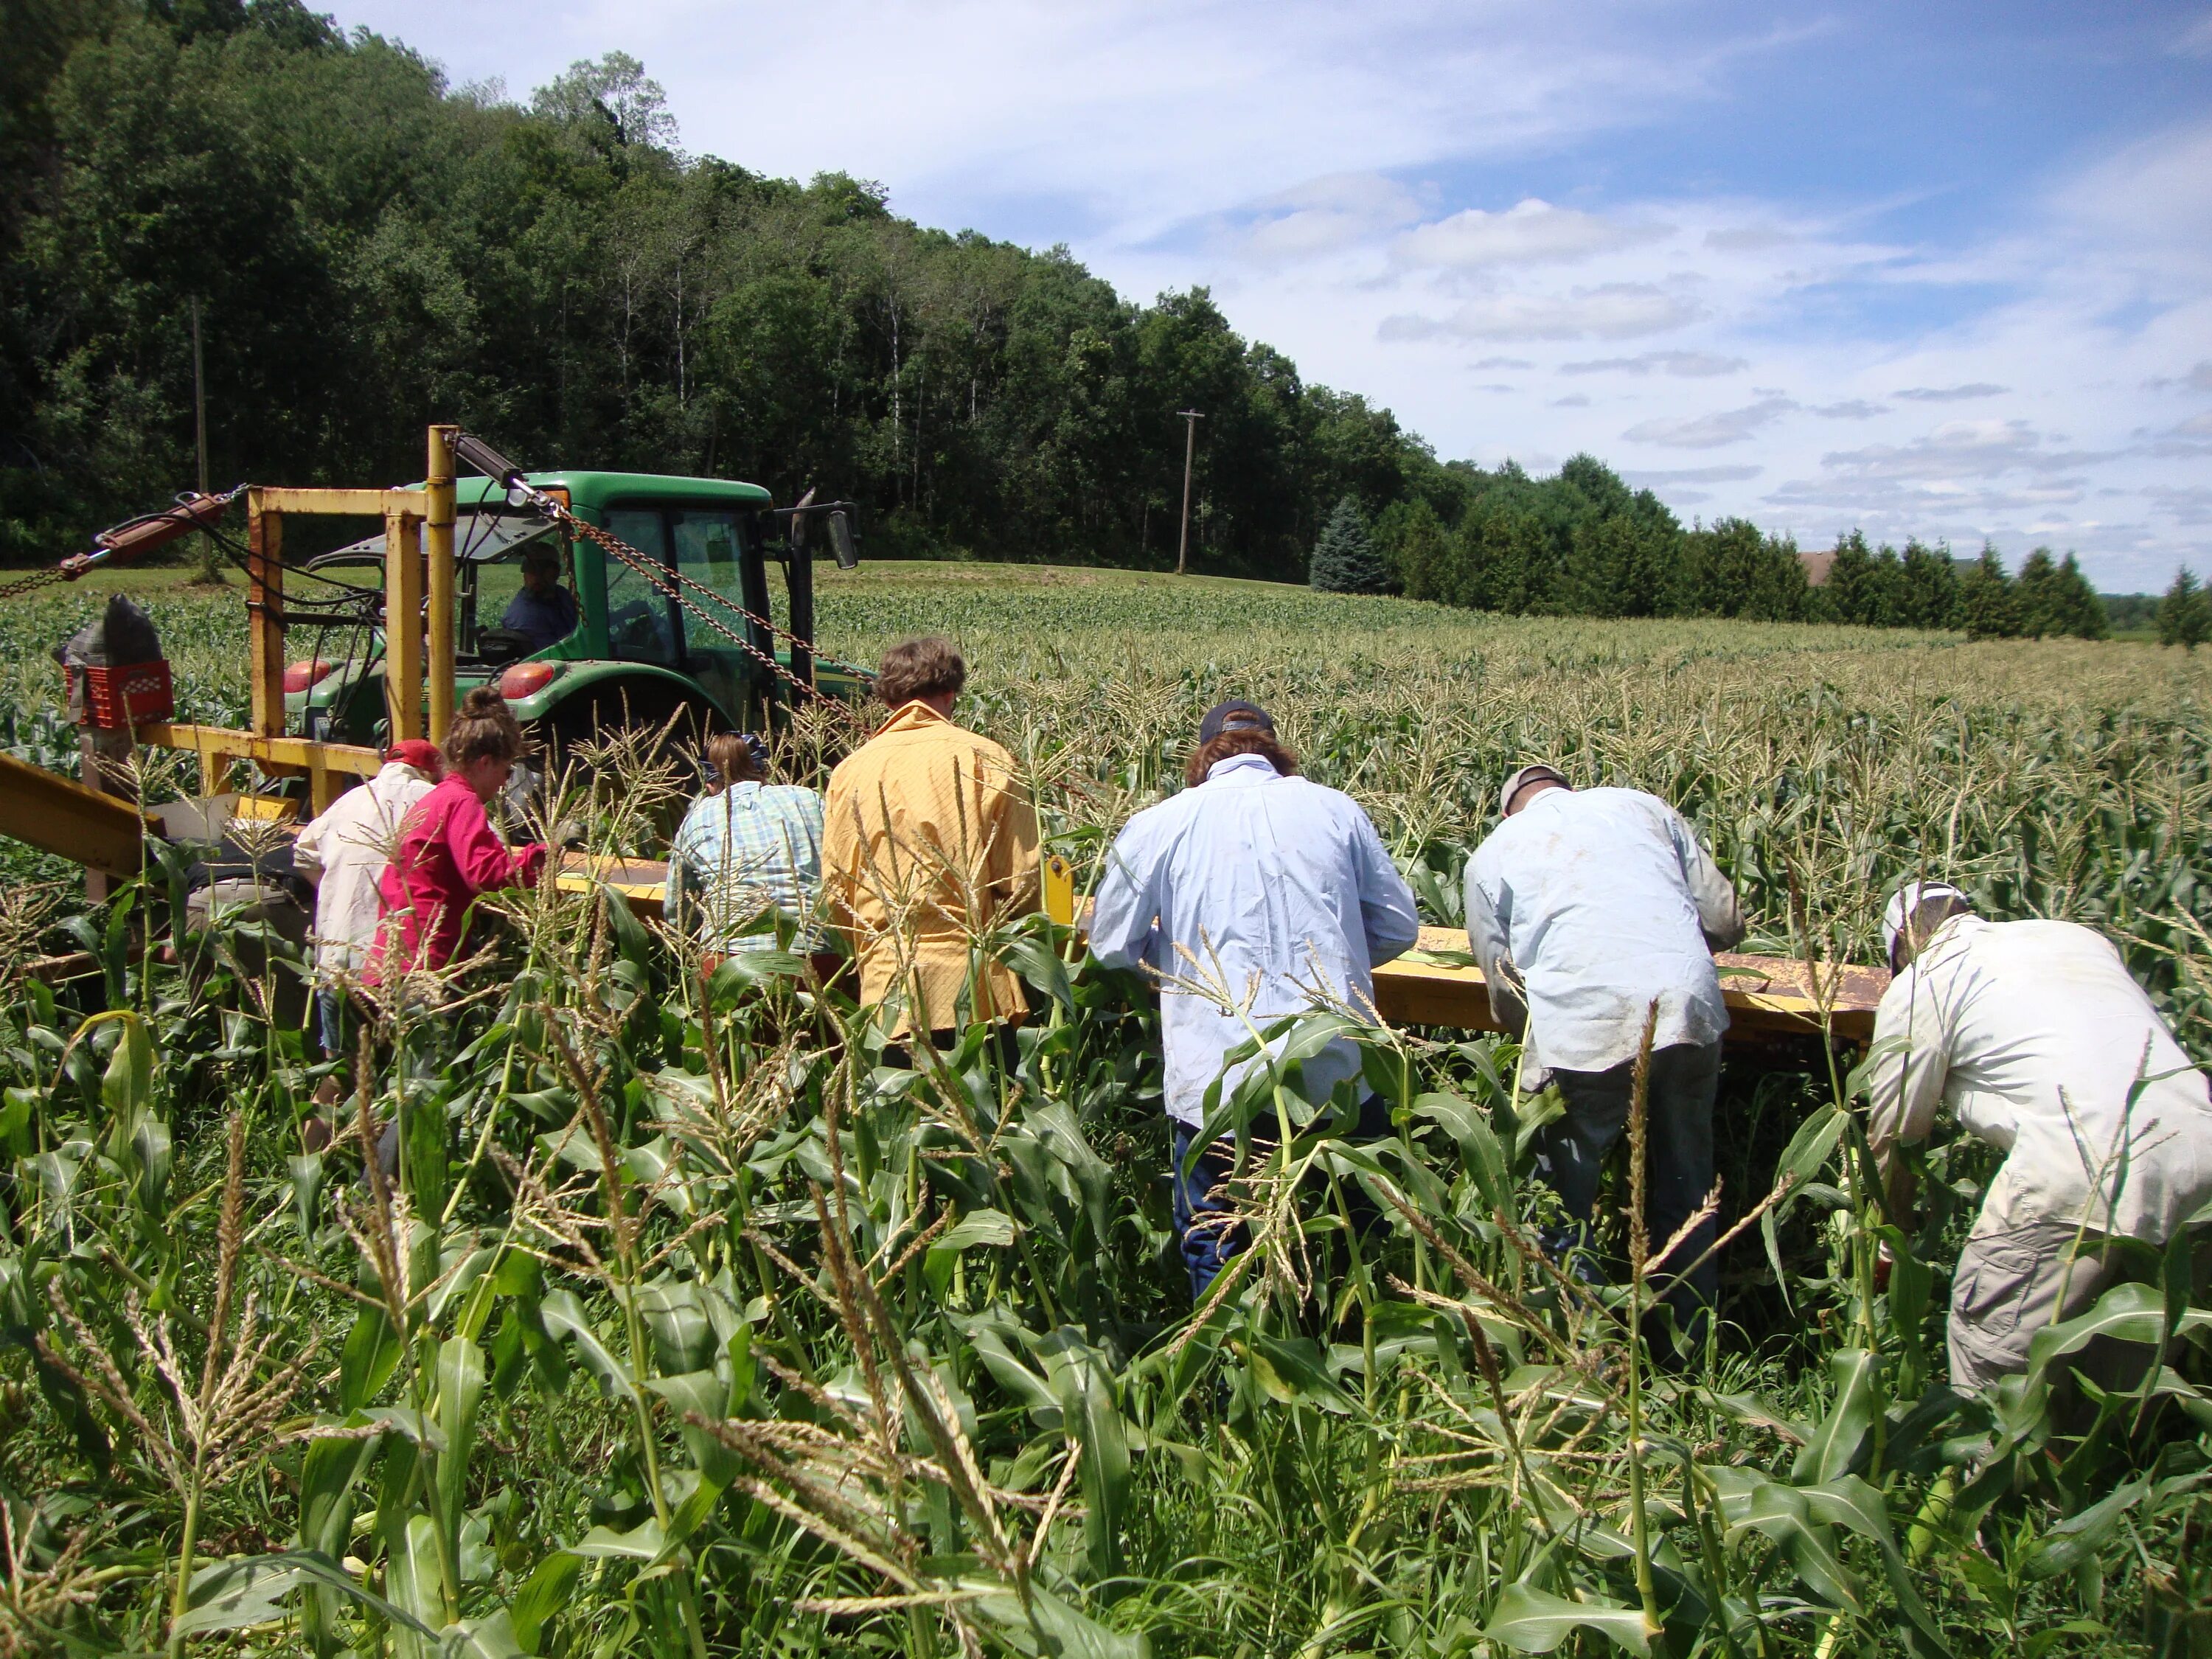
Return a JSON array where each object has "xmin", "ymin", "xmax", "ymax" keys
[
  {"xmin": 291, "ymin": 740, "xmax": 442, "ymax": 1058},
  {"xmin": 1465, "ymin": 765, "xmax": 1745, "ymax": 1335},
  {"xmin": 1867, "ymin": 881, "xmax": 2212, "ymax": 1392}
]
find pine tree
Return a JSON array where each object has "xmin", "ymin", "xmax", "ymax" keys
[
  {"xmin": 1896, "ymin": 539, "xmax": 1962, "ymax": 630},
  {"xmin": 1309, "ymin": 495, "xmax": 1387, "ymax": 594},
  {"xmin": 2012, "ymin": 548, "xmax": 2063, "ymax": 637},
  {"xmin": 2157, "ymin": 568, "xmax": 2212, "ymax": 650},
  {"xmin": 2051, "ymin": 552, "xmax": 2107, "ymax": 639},
  {"xmin": 1386, "ymin": 499, "xmax": 1449, "ymax": 602},
  {"xmin": 1959, "ymin": 544, "xmax": 2020, "ymax": 639},
  {"xmin": 1825, "ymin": 531, "xmax": 1879, "ymax": 625}
]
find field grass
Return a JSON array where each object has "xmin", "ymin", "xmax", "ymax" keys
[{"xmin": 4, "ymin": 563, "xmax": 2211, "ymax": 1657}]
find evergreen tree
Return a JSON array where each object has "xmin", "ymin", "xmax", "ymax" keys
[
  {"xmin": 1308, "ymin": 494, "xmax": 1386, "ymax": 593},
  {"xmin": 2051, "ymin": 552, "xmax": 2107, "ymax": 639},
  {"xmin": 2012, "ymin": 548, "xmax": 2064, "ymax": 638},
  {"xmin": 1383, "ymin": 498, "xmax": 1447, "ymax": 600},
  {"xmin": 1824, "ymin": 531, "xmax": 1879, "ymax": 625},
  {"xmin": 2157, "ymin": 568, "xmax": 2212, "ymax": 650},
  {"xmin": 1958, "ymin": 544, "xmax": 2020, "ymax": 639},
  {"xmin": 1743, "ymin": 531, "xmax": 1811, "ymax": 622},
  {"xmin": 1686, "ymin": 518, "xmax": 1760, "ymax": 617},
  {"xmin": 1896, "ymin": 540, "xmax": 1962, "ymax": 630},
  {"xmin": 1866, "ymin": 545, "xmax": 1907, "ymax": 627}
]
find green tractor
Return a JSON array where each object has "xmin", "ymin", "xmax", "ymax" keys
[{"xmin": 288, "ymin": 467, "xmax": 865, "ymax": 757}]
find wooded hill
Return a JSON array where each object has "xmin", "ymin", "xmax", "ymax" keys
[{"xmin": 0, "ymin": 1, "xmax": 2115, "ymax": 636}]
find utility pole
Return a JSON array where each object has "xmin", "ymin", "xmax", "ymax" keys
[
  {"xmin": 1175, "ymin": 408, "xmax": 1203, "ymax": 575},
  {"xmin": 190, "ymin": 298, "xmax": 209, "ymax": 497},
  {"xmin": 190, "ymin": 299, "xmax": 212, "ymax": 580}
]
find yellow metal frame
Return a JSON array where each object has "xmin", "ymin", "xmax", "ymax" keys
[
  {"xmin": 577, "ymin": 857, "xmax": 1888, "ymax": 1045},
  {"xmin": 142, "ymin": 425, "xmax": 460, "ymax": 813}
]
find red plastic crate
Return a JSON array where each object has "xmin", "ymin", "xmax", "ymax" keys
[{"xmin": 82, "ymin": 659, "xmax": 174, "ymax": 729}]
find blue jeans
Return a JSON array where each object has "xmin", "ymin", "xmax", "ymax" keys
[
  {"xmin": 1169, "ymin": 1093, "xmax": 1394, "ymax": 1304},
  {"xmin": 316, "ymin": 988, "xmax": 350, "ymax": 1063},
  {"xmin": 1170, "ymin": 1123, "xmax": 1242, "ymax": 1303}
]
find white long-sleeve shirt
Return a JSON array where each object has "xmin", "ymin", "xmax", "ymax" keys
[
  {"xmin": 291, "ymin": 761, "xmax": 437, "ymax": 975},
  {"xmin": 1865, "ymin": 914, "xmax": 2212, "ymax": 1241},
  {"xmin": 1089, "ymin": 754, "xmax": 1422, "ymax": 1126},
  {"xmin": 1464, "ymin": 787, "xmax": 1745, "ymax": 1080}
]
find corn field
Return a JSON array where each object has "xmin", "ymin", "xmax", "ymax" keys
[{"xmin": 1, "ymin": 566, "xmax": 2209, "ymax": 1658}]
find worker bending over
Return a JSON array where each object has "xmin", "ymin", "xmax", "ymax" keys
[
  {"xmin": 292, "ymin": 738, "xmax": 442, "ymax": 1058},
  {"xmin": 1867, "ymin": 881, "xmax": 2212, "ymax": 1393},
  {"xmin": 1464, "ymin": 765, "xmax": 1745, "ymax": 1335},
  {"xmin": 1090, "ymin": 700, "xmax": 1420, "ymax": 1300},
  {"xmin": 824, "ymin": 638, "xmax": 1039, "ymax": 1051}
]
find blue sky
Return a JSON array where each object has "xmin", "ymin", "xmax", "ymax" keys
[{"xmin": 336, "ymin": 0, "xmax": 2212, "ymax": 589}]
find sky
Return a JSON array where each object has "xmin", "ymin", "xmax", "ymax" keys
[{"xmin": 333, "ymin": 0, "xmax": 2212, "ymax": 591}]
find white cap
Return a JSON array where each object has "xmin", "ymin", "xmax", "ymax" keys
[
  {"xmin": 1882, "ymin": 880, "xmax": 1971, "ymax": 966},
  {"xmin": 1498, "ymin": 763, "xmax": 1569, "ymax": 818}
]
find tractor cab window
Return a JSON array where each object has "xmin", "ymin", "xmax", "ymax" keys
[
  {"xmin": 670, "ymin": 510, "xmax": 755, "ymax": 653},
  {"xmin": 602, "ymin": 508, "xmax": 679, "ymax": 665},
  {"xmin": 487, "ymin": 542, "xmax": 579, "ymax": 655}
]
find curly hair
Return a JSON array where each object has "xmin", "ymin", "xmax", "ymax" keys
[{"xmin": 874, "ymin": 636, "xmax": 966, "ymax": 708}]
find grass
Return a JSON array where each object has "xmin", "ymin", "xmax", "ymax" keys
[{"xmin": 3, "ymin": 562, "xmax": 2211, "ymax": 1657}]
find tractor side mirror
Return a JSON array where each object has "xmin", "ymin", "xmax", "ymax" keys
[{"xmin": 827, "ymin": 509, "xmax": 859, "ymax": 570}]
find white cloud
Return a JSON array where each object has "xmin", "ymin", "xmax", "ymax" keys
[
  {"xmin": 1623, "ymin": 465, "xmax": 1765, "ymax": 485},
  {"xmin": 1559, "ymin": 351, "xmax": 1747, "ymax": 377},
  {"xmin": 1812, "ymin": 400, "xmax": 1888, "ymax": 419},
  {"xmin": 1552, "ymin": 393, "xmax": 1591, "ymax": 407},
  {"xmin": 1624, "ymin": 397, "xmax": 1796, "ymax": 448},
  {"xmin": 1893, "ymin": 383, "xmax": 2009, "ymax": 402},
  {"xmin": 1812, "ymin": 420, "xmax": 2107, "ymax": 483},
  {"xmin": 1235, "ymin": 172, "xmax": 1427, "ymax": 260},
  {"xmin": 1380, "ymin": 283, "xmax": 1703, "ymax": 342},
  {"xmin": 1394, "ymin": 198, "xmax": 1669, "ymax": 270},
  {"xmin": 2147, "ymin": 484, "xmax": 2212, "ymax": 524},
  {"xmin": 2175, "ymin": 13, "xmax": 2212, "ymax": 55},
  {"xmin": 2048, "ymin": 120, "xmax": 2212, "ymax": 266}
]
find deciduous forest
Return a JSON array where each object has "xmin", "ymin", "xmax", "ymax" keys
[{"xmin": 0, "ymin": 0, "xmax": 2119, "ymax": 634}]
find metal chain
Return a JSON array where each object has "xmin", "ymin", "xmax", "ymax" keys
[
  {"xmin": 546, "ymin": 504, "xmax": 877, "ymax": 701},
  {"xmin": 0, "ymin": 568, "xmax": 65, "ymax": 602}
]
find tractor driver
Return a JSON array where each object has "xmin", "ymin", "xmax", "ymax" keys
[{"xmin": 501, "ymin": 543, "xmax": 579, "ymax": 651}]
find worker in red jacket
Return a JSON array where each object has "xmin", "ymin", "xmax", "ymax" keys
[{"xmin": 369, "ymin": 688, "xmax": 547, "ymax": 981}]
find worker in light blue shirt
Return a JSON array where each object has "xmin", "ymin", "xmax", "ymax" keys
[
  {"xmin": 666, "ymin": 732, "xmax": 828, "ymax": 959},
  {"xmin": 1464, "ymin": 765, "xmax": 1745, "ymax": 1338},
  {"xmin": 1090, "ymin": 700, "xmax": 1422, "ymax": 1300}
]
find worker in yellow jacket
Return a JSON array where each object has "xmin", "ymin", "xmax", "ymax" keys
[{"xmin": 823, "ymin": 637, "xmax": 1039, "ymax": 1044}]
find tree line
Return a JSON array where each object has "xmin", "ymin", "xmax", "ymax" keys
[
  {"xmin": 0, "ymin": 1, "xmax": 2132, "ymax": 641},
  {"xmin": 1318, "ymin": 481, "xmax": 2109, "ymax": 639}
]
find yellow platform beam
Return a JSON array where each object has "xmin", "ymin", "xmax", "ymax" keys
[
  {"xmin": 559, "ymin": 858, "xmax": 1889, "ymax": 1043},
  {"xmin": 138, "ymin": 724, "xmax": 383, "ymax": 813},
  {"xmin": 0, "ymin": 751, "xmax": 153, "ymax": 877}
]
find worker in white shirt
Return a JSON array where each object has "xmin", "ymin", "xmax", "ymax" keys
[
  {"xmin": 291, "ymin": 740, "xmax": 442, "ymax": 1060},
  {"xmin": 1464, "ymin": 765, "xmax": 1745, "ymax": 1336},
  {"xmin": 1866, "ymin": 881, "xmax": 2212, "ymax": 1393}
]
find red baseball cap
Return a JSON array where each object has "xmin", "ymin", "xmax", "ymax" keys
[{"xmin": 386, "ymin": 739, "xmax": 443, "ymax": 774}]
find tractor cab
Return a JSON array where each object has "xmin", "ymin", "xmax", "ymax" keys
[{"xmin": 290, "ymin": 469, "xmax": 863, "ymax": 753}]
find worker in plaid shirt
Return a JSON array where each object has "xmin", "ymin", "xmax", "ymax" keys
[{"xmin": 665, "ymin": 732, "xmax": 828, "ymax": 958}]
